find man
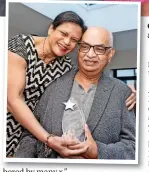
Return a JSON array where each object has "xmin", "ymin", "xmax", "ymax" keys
[{"xmin": 15, "ymin": 27, "xmax": 135, "ymax": 159}]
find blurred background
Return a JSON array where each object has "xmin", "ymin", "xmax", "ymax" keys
[{"xmin": 8, "ymin": 2, "xmax": 139, "ymax": 88}]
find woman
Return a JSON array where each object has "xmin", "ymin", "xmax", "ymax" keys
[
  {"xmin": 7, "ymin": 11, "xmax": 136, "ymax": 157},
  {"xmin": 7, "ymin": 11, "xmax": 86, "ymax": 156}
]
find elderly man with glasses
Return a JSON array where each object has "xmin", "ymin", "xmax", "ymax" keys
[{"xmin": 15, "ymin": 27, "xmax": 136, "ymax": 160}]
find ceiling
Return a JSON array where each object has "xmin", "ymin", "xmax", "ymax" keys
[{"xmin": 23, "ymin": 2, "xmax": 140, "ymax": 33}]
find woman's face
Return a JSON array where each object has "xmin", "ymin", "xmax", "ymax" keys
[{"xmin": 48, "ymin": 22, "xmax": 83, "ymax": 57}]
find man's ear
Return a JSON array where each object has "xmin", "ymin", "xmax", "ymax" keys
[
  {"xmin": 48, "ymin": 24, "xmax": 54, "ymax": 36},
  {"xmin": 108, "ymin": 48, "xmax": 115, "ymax": 63}
]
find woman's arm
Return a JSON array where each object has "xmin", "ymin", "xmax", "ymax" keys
[{"xmin": 7, "ymin": 51, "xmax": 49, "ymax": 143}]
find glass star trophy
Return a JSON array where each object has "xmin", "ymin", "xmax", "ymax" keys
[{"xmin": 62, "ymin": 97, "xmax": 86, "ymax": 142}]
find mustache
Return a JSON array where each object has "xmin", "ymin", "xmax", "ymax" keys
[
  {"xmin": 83, "ymin": 56, "xmax": 99, "ymax": 62},
  {"xmin": 81, "ymin": 53, "xmax": 99, "ymax": 62}
]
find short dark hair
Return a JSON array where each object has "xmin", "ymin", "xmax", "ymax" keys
[{"xmin": 52, "ymin": 11, "xmax": 87, "ymax": 33}]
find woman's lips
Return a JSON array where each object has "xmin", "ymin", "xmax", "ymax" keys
[{"xmin": 58, "ymin": 43, "xmax": 68, "ymax": 52}]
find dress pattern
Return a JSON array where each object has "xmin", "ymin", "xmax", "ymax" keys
[{"xmin": 6, "ymin": 34, "xmax": 72, "ymax": 156}]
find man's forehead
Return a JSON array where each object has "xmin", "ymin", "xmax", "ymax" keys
[{"xmin": 81, "ymin": 32, "xmax": 109, "ymax": 45}]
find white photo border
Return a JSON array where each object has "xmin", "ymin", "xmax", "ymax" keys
[{"xmin": 3, "ymin": 0, "xmax": 141, "ymax": 164}]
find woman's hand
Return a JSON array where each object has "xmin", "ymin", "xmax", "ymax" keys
[
  {"xmin": 126, "ymin": 86, "xmax": 136, "ymax": 111},
  {"xmin": 47, "ymin": 135, "xmax": 88, "ymax": 158}
]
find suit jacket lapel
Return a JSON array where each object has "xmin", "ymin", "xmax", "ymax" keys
[{"xmin": 87, "ymin": 74, "xmax": 115, "ymax": 133}]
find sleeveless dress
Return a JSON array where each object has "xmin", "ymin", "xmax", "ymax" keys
[{"xmin": 7, "ymin": 34, "xmax": 72, "ymax": 156}]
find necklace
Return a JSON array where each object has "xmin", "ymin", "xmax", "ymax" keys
[
  {"xmin": 42, "ymin": 37, "xmax": 55, "ymax": 64},
  {"xmin": 42, "ymin": 37, "xmax": 47, "ymax": 60}
]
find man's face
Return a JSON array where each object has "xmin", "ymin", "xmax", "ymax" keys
[{"xmin": 78, "ymin": 28, "xmax": 115, "ymax": 75}]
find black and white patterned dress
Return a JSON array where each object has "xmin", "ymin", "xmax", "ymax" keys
[{"xmin": 7, "ymin": 34, "xmax": 72, "ymax": 156}]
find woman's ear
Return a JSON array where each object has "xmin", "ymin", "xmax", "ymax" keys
[{"xmin": 48, "ymin": 24, "xmax": 54, "ymax": 36}]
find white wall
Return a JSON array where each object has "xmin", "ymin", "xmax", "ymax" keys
[{"xmin": 87, "ymin": 4, "xmax": 139, "ymax": 32}]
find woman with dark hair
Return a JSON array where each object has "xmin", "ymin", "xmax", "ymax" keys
[
  {"xmin": 7, "ymin": 11, "xmax": 86, "ymax": 156},
  {"xmin": 7, "ymin": 10, "xmax": 136, "ymax": 157}
]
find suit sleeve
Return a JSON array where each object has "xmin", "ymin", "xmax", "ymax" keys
[{"xmin": 96, "ymin": 88, "xmax": 136, "ymax": 159}]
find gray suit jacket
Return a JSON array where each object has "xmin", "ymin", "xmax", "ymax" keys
[{"xmin": 15, "ymin": 67, "xmax": 136, "ymax": 159}]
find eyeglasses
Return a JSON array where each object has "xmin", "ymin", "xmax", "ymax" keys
[{"xmin": 78, "ymin": 42, "xmax": 112, "ymax": 55}]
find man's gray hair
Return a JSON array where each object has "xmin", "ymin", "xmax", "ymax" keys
[{"xmin": 109, "ymin": 31, "xmax": 113, "ymax": 47}]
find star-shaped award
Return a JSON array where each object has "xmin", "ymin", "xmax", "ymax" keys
[{"xmin": 63, "ymin": 99, "xmax": 76, "ymax": 111}]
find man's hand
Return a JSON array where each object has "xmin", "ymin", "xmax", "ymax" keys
[
  {"xmin": 126, "ymin": 86, "xmax": 136, "ymax": 111},
  {"xmin": 47, "ymin": 135, "xmax": 88, "ymax": 158},
  {"xmin": 68, "ymin": 124, "xmax": 98, "ymax": 159}
]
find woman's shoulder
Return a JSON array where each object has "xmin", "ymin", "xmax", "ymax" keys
[
  {"xmin": 8, "ymin": 34, "xmax": 35, "ymax": 47},
  {"xmin": 8, "ymin": 34, "xmax": 36, "ymax": 62}
]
